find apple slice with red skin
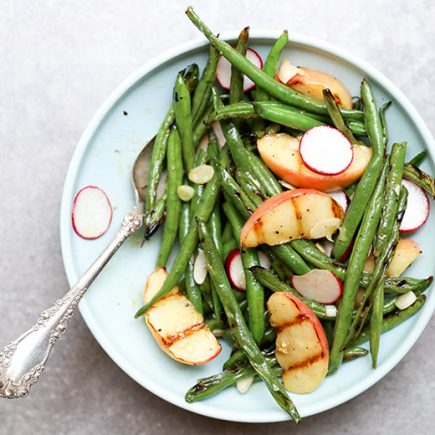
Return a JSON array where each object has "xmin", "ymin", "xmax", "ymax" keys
[
  {"xmin": 292, "ymin": 269, "xmax": 343, "ymax": 304},
  {"xmin": 257, "ymin": 132, "xmax": 372, "ymax": 192},
  {"xmin": 143, "ymin": 267, "xmax": 221, "ymax": 365},
  {"xmin": 240, "ymin": 188, "xmax": 344, "ymax": 248},
  {"xmin": 267, "ymin": 292, "xmax": 329, "ymax": 393},
  {"xmin": 276, "ymin": 62, "xmax": 353, "ymax": 109},
  {"xmin": 364, "ymin": 238, "xmax": 422, "ymax": 277}
]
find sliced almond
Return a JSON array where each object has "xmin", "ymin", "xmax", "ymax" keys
[
  {"xmin": 188, "ymin": 165, "xmax": 215, "ymax": 185},
  {"xmin": 278, "ymin": 59, "xmax": 300, "ymax": 84},
  {"xmin": 395, "ymin": 291, "xmax": 417, "ymax": 310},
  {"xmin": 309, "ymin": 218, "xmax": 342, "ymax": 241},
  {"xmin": 236, "ymin": 376, "xmax": 254, "ymax": 394},
  {"xmin": 177, "ymin": 185, "xmax": 194, "ymax": 202},
  {"xmin": 212, "ymin": 122, "xmax": 226, "ymax": 148},
  {"xmin": 193, "ymin": 249, "xmax": 207, "ymax": 285}
]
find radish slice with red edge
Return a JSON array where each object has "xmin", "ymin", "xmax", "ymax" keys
[
  {"xmin": 400, "ymin": 179, "xmax": 429, "ymax": 232},
  {"xmin": 329, "ymin": 190, "xmax": 349, "ymax": 212},
  {"xmin": 292, "ymin": 269, "xmax": 343, "ymax": 304},
  {"xmin": 216, "ymin": 48, "xmax": 263, "ymax": 92},
  {"xmin": 226, "ymin": 249, "xmax": 246, "ymax": 291},
  {"xmin": 72, "ymin": 186, "xmax": 112, "ymax": 240},
  {"xmin": 299, "ymin": 126, "xmax": 354, "ymax": 176}
]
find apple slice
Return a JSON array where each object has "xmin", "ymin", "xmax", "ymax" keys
[
  {"xmin": 292, "ymin": 269, "xmax": 343, "ymax": 304},
  {"xmin": 257, "ymin": 132, "xmax": 372, "ymax": 191},
  {"xmin": 72, "ymin": 185, "xmax": 112, "ymax": 240},
  {"xmin": 267, "ymin": 292, "xmax": 329, "ymax": 393},
  {"xmin": 276, "ymin": 63, "xmax": 353, "ymax": 109},
  {"xmin": 400, "ymin": 179, "xmax": 429, "ymax": 233},
  {"xmin": 388, "ymin": 238, "xmax": 422, "ymax": 276},
  {"xmin": 364, "ymin": 238, "xmax": 422, "ymax": 277},
  {"xmin": 299, "ymin": 126, "xmax": 354, "ymax": 176},
  {"xmin": 144, "ymin": 268, "xmax": 221, "ymax": 365},
  {"xmin": 216, "ymin": 48, "xmax": 263, "ymax": 92},
  {"xmin": 240, "ymin": 189, "xmax": 344, "ymax": 248}
]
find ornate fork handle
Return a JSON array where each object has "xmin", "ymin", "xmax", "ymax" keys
[{"xmin": 0, "ymin": 205, "xmax": 143, "ymax": 399}]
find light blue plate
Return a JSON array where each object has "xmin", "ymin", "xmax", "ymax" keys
[{"xmin": 60, "ymin": 32, "xmax": 435, "ymax": 423}]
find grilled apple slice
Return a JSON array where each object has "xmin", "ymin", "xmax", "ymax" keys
[
  {"xmin": 144, "ymin": 268, "xmax": 221, "ymax": 365},
  {"xmin": 267, "ymin": 292, "xmax": 329, "ymax": 393},
  {"xmin": 240, "ymin": 189, "xmax": 344, "ymax": 248},
  {"xmin": 257, "ymin": 132, "xmax": 372, "ymax": 191}
]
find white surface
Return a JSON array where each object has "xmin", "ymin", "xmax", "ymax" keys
[{"xmin": 0, "ymin": 1, "xmax": 434, "ymax": 434}]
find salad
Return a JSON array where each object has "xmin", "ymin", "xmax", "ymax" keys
[{"xmin": 74, "ymin": 8, "xmax": 435, "ymax": 422}]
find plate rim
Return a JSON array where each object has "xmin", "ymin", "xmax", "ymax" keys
[{"xmin": 60, "ymin": 30, "xmax": 435, "ymax": 423}]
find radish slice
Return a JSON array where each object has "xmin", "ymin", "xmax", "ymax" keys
[
  {"xmin": 225, "ymin": 249, "xmax": 246, "ymax": 291},
  {"xmin": 400, "ymin": 179, "xmax": 429, "ymax": 232},
  {"xmin": 292, "ymin": 269, "xmax": 343, "ymax": 304},
  {"xmin": 329, "ymin": 191, "xmax": 349, "ymax": 213},
  {"xmin": 299, "ymin": 126, "xmax": 354, "ymax": 176},
  {"xmin": 216, "ymin": 48, "xmax": 263, "ymax": 92},
  {"xmin": 72, "ymin": 186, "xmax": 112, "ymax": 240}
]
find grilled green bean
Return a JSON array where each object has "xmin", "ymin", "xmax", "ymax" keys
[
  {"xmin": 144, "ymin": 191, "xmax": 167, "ymax": 240},
  {"xmin": 230, "ymin": 27, "xmax": 249, "ymax": 104},
  {"xmin": 323, "ymin": 88, "xmax": 363, "ymax": 144},
  {"xmin": 370, "ymin": 278, "xmax": 384, "ymax": 368},
  {"xmin": 332, "ymin": 80, "xmax": 386, "ymax": 260},
  {"xmin": 156, "ymin": 127, "xmax": 183, "ymax": 266},
  {"xmin": 251, "ymin": 266, "xmax": 334, "ymax": 319},
  {"xmin": 349, "ymin": 295, "xmax": 426, "ymax": 348},
  {"xmin": 403, "ymin": 163, "xmax": 435, "ymax": 199},
  {"xmin": 174, "ymin": 72, "xmax": 195, "ymax": 172},
  {"xmin": 185, "ymin": 7, "xmax": 363, "ymax": 121},
  {"xmin": 192, "ymin": 45, "xmax": 219, "ymax": 126},
  {"xmin": 408, "ymin": 150, "xmax": 427, "ymax": 167},
  {"xmin": 197, "ymin": 219, "xmax": 300, "ymax": 421},
  {"xmin": 329, "ymin": 162, "xmax": 388, "ymax": 374},
  {"xmin": 255, "ymin": 30, "xmax": 288, "ymax": 101},
  {"xmin": 135, "ymin": 172, "xmax": 221, "ymax": 317}
]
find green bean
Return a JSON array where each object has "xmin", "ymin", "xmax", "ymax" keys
[
  {"xmin": 329, "ymin": 162, "xmax": 388, "ymax": 374},
  {"xmin": 230, "ymin": 27, "xmax": 249, "ymax": 104},
  {"xmin": 207, "ymin": 101, "xmax": 329, "ymax": 124},
  {"xmin": 223, "ymin": 349, "xmax": 249, "ymax": 370},
  {"xmin": 174, "ymin": 72, "xmax": 195, "ymax": 172},
  {"xmin": 374, "ymin": 142, "xmax": 407, "ymax": 257},
  {"xmin": 245, "ymin": 148, "xmax": 282, "ymax": 197},
  {"xmin": 192, "ymin": 45, "xmax": 219, "ymax": 126},
  {"xmin": 135, "ymin": 173, "xmax": 221, "ymax": 317},
  {"xmin": 156, "ymin": 127, "xmax": 183, "ymax": 267},
  {"xmin": 253, "ymin": 102, "xmax": 325, "ymax": 132},
  {"xmin": 186, "ymin": 260, "xmax": 204, "ymax": 314},
  {"xmin": 266, "ymin": 245, "xmax": 311, "ymax": 275},
  {"xmin": 323, "ymin": 88, "xmax": 363, "ymax": 145},
  {"xmin": 251, "ymin": 266, "xmax": 334, "ymax": 319},
  {"xmin": 255, "ymin": 30, "xmax": 288, "ymax": 101},
  {"xmin": 185, "ymin": 7, "xmax": 363, "ymax": 122},
  {"xmin": 143, "ymin": 192, "xmax": 167, "ymax": 241},
  {"xmin": 223, "ymin": 202, "xmax": 265, "ymax": 343},
  {"xmin": 403, "ymin": 163, "xmax": 435, "ymax": 199},
  {"xmin": 347, "ymin": 186, "xmax": 407, "ymax": 345},
  {"xmin": 331, "ymin": 79, "xmax": 386, "ymax": 260},
  {"xmin": 197, "ymin": 219, "xmax": 300, "ymax": 422},
  {"xmin": 291, "ymin": 239, "xmax": 433, "ymax": 295},
  {"xmin": 347, "ymin": 121, "xmax": 367, "ymax": 136},
  {"xmin": 185, "ymin": 359, "xmax": 282, "ymax": 404},
  {"xmin": 222, "ymin": 220, "xmax": 233, "ymax": 243},
  {"xmin": 345, "ymin": 182, "xmax": 357, "ymax": 198},
  {"xmin": 144, "ymin": 106, "xmax": 174, "ymax": 225},
  {"xmin": 370, "ymin": 277, "xmax": 384, "ymax": 368},
  {"xmin": 182, "ymin": 63, "xmax": 200, "ymax": 92},
  {"xmin": 379, "ymin": 101, "xmax": 391, "ymax": 147},
  {"xmin": 408, "ymin": 150, "xmax": 428, "ymax": 167},
  {"xmin": 223, "ymin": 239, "xmax": 238, "ymax": 259},
  {"xmin": 342, "ymin": 347, "xmax": 369, "ymax": 362},
  {"xmin": 192, "ymin": 104, "xmax": 213, "ymax": 146},
  {"xmin": 349, "ymin": 295, "xmax": 426, "ymax": 348}
]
